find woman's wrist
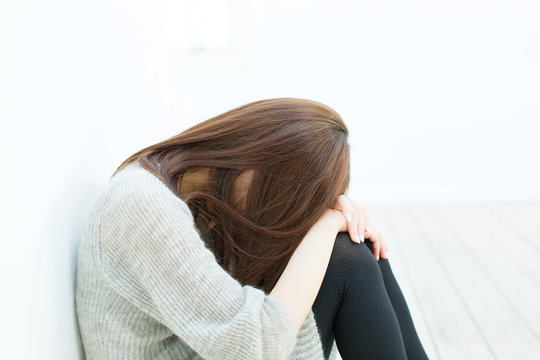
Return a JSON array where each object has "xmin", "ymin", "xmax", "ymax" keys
[{"xmin": 320, "ymin": 209, "xmax": 347, "ymax": 233}]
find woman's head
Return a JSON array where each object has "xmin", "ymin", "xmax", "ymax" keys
[{"xmin": 114, "ymin": 97, "xmax": 350, "ymax": 293}]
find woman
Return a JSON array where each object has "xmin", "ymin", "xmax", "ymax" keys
[{"xmin": 75, "ymin": 98, "xmax": 429, "ymax": 359}]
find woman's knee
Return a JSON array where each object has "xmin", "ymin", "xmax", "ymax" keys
[{"xmin": 327, "ymin": 232, "xmax": 384, "ymax": 284}]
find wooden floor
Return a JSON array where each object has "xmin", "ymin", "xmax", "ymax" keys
[{"xmin": 344, "ymin": 202, "xmax": 540, "ymax": 360}]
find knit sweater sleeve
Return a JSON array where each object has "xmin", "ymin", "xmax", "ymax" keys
[{"xmin": 96, "ymin": 167, "xmax": 298, "ymax": 360}]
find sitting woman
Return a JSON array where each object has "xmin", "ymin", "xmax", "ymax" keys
[{"xmin": 75, "ymin": 97, "xmax": 429, "ymax": 360}]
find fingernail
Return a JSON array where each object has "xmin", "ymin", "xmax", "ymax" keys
[
  {"xmin": 360, "ymin": 233, "xmax": 364, "ymax": 243},
  {"xmin": 345, "ymin": 212, "xmax": 351, "ymax": 222},
  {"xmin": 353, "ymin": 234, "xmax": 360, "ymax": 243}
]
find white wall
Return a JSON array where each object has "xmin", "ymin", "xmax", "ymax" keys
[{"xmin": 1, "ymin": 0, "xmax": 539, "ymax": 358}]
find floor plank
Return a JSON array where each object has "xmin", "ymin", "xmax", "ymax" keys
[
  {"xmin": 488, "ymin": 203, "xmax": 540, "ymax": 255},
  {"xmin": 465, "ymin": 204, "xmax": 540, "ymax": 289},
  {"xmin": 455, "ymin": 204, "xmax": 540, "ymax": 342},
  {"xmin": 427, "ymin": 204, "xmax": 540, "ymax": 358}
]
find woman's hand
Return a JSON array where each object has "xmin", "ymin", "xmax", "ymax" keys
[{"xmin": 330, "ymin": 195, "xmax": 389, "ymax": 261}]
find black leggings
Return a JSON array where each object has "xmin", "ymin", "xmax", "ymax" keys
[{"xmin": 312, "ymin": 232, "xmax": 429, "ymax": 360}]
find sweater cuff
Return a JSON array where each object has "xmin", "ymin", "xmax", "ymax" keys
[{"xmin": 264, "ymin": 292, "xmax": 298, "ymax": 358}]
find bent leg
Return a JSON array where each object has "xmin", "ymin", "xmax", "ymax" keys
[
  {"xmin": 312, "ymin": 232, "xmax": 407, "ymax": 359},
  {"xmin": 312, "ymin": 232, "xmax": 428, "ymax": 359},
  {"xmin": 378, "ymin": 257, "xmax": 429, "ymax": 359}
]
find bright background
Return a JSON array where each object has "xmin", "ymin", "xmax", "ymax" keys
[{"xmin": 1, "ymin": 0, "xmax": 539, "ymax": 358}]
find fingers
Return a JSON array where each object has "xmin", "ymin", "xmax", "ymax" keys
[
  {"xmin": 379, "ymin": 235, "xmax": 388, "ymax": 260},
  {"xmin": 357, "ymin": 207, "xmax": 366, "ymax": 243},
  {"xmin": 381, "ymin": 236, "xmax": 389, "ymax": 259},
  {"xmin": 370, "ymin": 228, "xmax": 389, "ymax": 260},
  {"xmin": 364, "ymin": 225, "xmax": 371, "ymax": 241},
  {"xmin": 352, "ymin": 201, "xmax": 387, "ymax": 260},
  {"xmin": 349, "ymin": 206, "xmax": 361, "ymax": 243},
  {"xmin": 347, "ymin": 200, "xmax": 364, "ymax": 243},
  {"xmin": 371, "ymin": 231, "xmax": 381, "ymax": 261},
  {"xmin": 334, "ymin": 195, "xmax": 360, "ymax": 244},
  {"xmin": 332, "ymin": 196, "xmax": 391, "ymax": 260}
]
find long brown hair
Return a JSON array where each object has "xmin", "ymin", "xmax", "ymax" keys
[{"xmin": 113, "ymin": 97, "xmax": 350, "ymax": 293}]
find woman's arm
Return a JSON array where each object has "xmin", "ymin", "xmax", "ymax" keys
[
  {"xmin": 270, "ymin": 210, "xmax": 343, "ymax": 334},
  {"xmin": 97, "ymin": 171, "xmax": 300, "ymax": 360}
]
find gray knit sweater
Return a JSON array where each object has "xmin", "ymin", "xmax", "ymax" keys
[{"xmin": 75, "ymin": 162, "xmax": 341, "ymax": 360}]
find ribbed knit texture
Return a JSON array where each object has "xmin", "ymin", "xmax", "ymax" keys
[
  {"xmin": 75, "ymin": 162, "xmax": 341, "ymax": 360},
  {"xmin": 313, "ymin": 233, "xmax": 429, "ymax": 359}
]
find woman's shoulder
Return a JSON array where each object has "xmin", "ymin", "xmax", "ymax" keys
[
  {"xmin": 103, "ymin": 162, "xmax": 193, "ymax": 219},
  {"xmin": 87, "ymin": 162, "xmax": 200, "ymax": 268},
  {"xmin": 108, "ymin": 162, "xmax": 167, "ymax": 194},
  {"xmin": 80, "ymin": 163, "xmax": 195, "ymax": 244}
]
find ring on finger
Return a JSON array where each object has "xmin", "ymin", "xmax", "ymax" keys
[{"xmin": 364, "ymin": 226, "xmax": 371, "ymax": 235}]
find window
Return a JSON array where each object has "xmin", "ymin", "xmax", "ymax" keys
[{"xmin": 165, "ymin": 0, "xmax": 251, "ymax": 72}]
